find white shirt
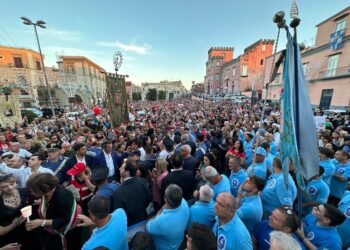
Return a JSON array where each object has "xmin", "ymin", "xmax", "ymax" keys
[
  {"xmin": 76, "ymin": 156, "xmax": 86, "ymax": 165},
  {"xmin": 159, "ymin": 149, "xmax": 168, "ymax": 160},
  {"xmin": 138, "ymin": 147, "xmax": 146, "ymax": 161},
  {"xmin": 10, "ymin": 149, "xmax": 32, "ymax": 158},
  {"xmin": 0, "ymin": 163, "xmax": 54, "ymax": 188},
  {"xmin": 103, "ymin": 151, "xmax": 115, "ymax": 177}
]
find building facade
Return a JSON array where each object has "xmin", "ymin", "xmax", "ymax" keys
[
  {"xmin": 263, "ymin": 6, "xmax": 350, "ymax": 108},
  {"xmin": 204, "ymin": 40, "xmax": 274, "ymax": 95},
  {"xmin": 141, "ymin": 80, "xmax": 187, "ymax": 100}
]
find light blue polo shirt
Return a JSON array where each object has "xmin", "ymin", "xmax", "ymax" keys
[
  {"xmin": 229, "ymin": 169, "xmax": 248, "ymax": 197},
  {"xmin": 337, "ymin": 191, "xmax": 350, "ymax": 246},
  {"xmin": 146, "ymin": 199, "xmax": 189, "ymax": 250},
  {"xmin": 330, "ymin": 161, "xmax": 350, "ymax": 198},
  {"xmin": 237, "ymin": 195, "xmax": 263, "ymax": 232},
  {"xmin": 213, "ymin": 213, "xmax": 252, "ymax": 250},
  {"xmin": 247, "ymin": 162, "xmax": 268, "ymax": 180},
  {"xmin": 269, "ymin": 142, "xmax": 277, "ymax": 156},
  {"xmin": 212, "ymin": 175, "xmax": 231, "ymax": 201},
  {"xmin": 320, "ymin": 159, "xmax": 336, "ymax": 187},
  {"xmin": 303, "ymin": 214, "xmax": 342, "ymax": 250},
  {"xmin": 302, "ymin": 178, "xmax": 329, "ymax": 215},
  {"xmin": 243, "ymin": 140, "xmax": 254, "ymax": 166},
  {"xmin": 264, "ymin": 153, "xmax": 275, "ymax": 173},
  {"xmin": 82, "ymin": 208, "xmax": 128, "ymax": 250},
  {"xmin": 187, "ymin": 200, "xmax": 215, "ymax": 229},
  {"xmin": 261, "ymin": 173, "xmax": 297, "ymax": 217}
]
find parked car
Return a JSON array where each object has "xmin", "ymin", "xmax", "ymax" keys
[{"xmin": 21, "ymin": 108, "xmax": 43, "ymax": 118}]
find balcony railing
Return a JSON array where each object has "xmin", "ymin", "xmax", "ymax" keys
[{"xmin": 318, "ymin": 66, "xmax": 350, "ymax": 79}]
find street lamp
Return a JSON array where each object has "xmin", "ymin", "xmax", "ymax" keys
[{"xmin": 21, "ymin": 17, "xmax": 56, "ymax": 119}]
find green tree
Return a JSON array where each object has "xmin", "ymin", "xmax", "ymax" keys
[
  {"xmin": 169, "ymin": 92, "xmax": 174, "ymax": 100},
  {"xmin": 132, "ymin": 92, "xmax": 142, "ymax": 101},
  {"xmin": 146, "ymin": 88, "xmax": 157, "ymax": 101},
  {"xmin": 21, "ymin": 110, "xmax": 37, "ymax": 123},
  {"xmin": 158, "ymin": 90, "xmax": 166, "ymax": 100}
]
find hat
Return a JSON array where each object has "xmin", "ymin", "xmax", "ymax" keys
[
  {"xmin": 255, "ymin": 147, "xmax": 267, "ymax": 157},
  {"xmin": 130, "ymin": 149, "xmax": 141, "ymax": 157},
  {"xmin": 67, "ymin": 162, "xmax": 87, "ymax": 176},
  {"xmin": 91, "ymin": 167, "xmax": 109, "ymax": 182},
  {"xmin": 202, "ymin": 166, "xmax": 218, "ymax": 178},
  {"xmin": 163, "ymin": 137, "xmax": 174, "ymax": 147},
  {"xmin": 344, "ymin": 136, "xmax": 350, "ymax": 141},
  {"xmin": 47, "ymin": 147, "xmax": 60, "ymax": 153}
]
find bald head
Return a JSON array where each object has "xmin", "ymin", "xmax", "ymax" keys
[{"xmin": 219, "ymin": 192, "xmax": 236, "ymax": 210}]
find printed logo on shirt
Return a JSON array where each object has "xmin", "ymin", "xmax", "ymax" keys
[
  {"xmin": 337, "ymin": 168, "xmax": 345, "ymax": 174},
  {"xmin": 231, "ymin": 178, "xmax": 239, "ymax": 188},
  {"xmin": 217, "ymin": 234, "xmax": 226, "ymax": 250},
  {"xmin": 345, "ymin": 206, "xmax": 350, "ymax": 218},
  {"xmin": 267, "ymin": 180, "xmax": 276, "ymax": 188},
  {"xmin": 308, "ymin": 186, "xmax": 317, "ymax": 195},
  {"xmin": 306, "ymin": 231, "xmax": 315, "ymax": 241}
]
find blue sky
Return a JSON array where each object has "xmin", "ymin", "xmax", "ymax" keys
[{"xmin": 1, "ymin": 0, "xmax": 349, "ymax": 89}]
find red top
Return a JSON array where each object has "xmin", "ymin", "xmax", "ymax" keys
[
  {"xmin": 228, "ymin": 148, "xmax": 246, "ymax": 158},
  {"xmin": 69, "ymin": 178, "xmax": 93, "ymax": 205}
]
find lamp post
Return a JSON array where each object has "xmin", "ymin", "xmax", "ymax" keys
[{"xmin": 21, "ymin": 17, "xmax": 56, "ymax": 119}]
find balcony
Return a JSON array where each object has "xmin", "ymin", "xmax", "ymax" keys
[{"xmin": 306, "ymin": 66, "xmax": 350, "ymax": 82}]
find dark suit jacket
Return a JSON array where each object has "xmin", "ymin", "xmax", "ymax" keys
[
  {"xmin": 93, "ymin": 150, "xmax": 120, "ymax": 181},
  {"xmin": 161, "ymin": 169, "xmax": 196, "ymax": 202},
  {"xmin": 61, "ymin": 154, "xmax": 95, "ymax": 183},
  {"xmin": 111, "ymin": 177, "xmax": 152, "ymax": 226}
]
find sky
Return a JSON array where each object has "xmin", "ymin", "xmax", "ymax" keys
[{"xmin": 1, "ymin": 0, "xmax": 349, "ymax": 89}]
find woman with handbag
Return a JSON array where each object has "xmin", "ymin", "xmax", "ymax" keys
[{"xmin": 25, "ymin": 173, "xmax": 82, "ymax": 250}]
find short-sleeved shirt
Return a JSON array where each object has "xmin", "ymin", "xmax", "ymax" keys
[
  {"xmin": 303, "ymin": 214, "xmax": 342, "ymax": 250},
  {"xmin": 337, "ymin": 191, "xmax": 350, "ymax": 245},
  {"xmin": 229, "ymin": 169, "xmax": 248, "ymax": 197},
  {"xmin": 213, "ymin": 213, "xmax": 252, "ymax": 250},
  {"xmin": 302, "ymin": 178, "xmax": 329, "ymax": 215},
  {"xmin": 82, "ymin": 208, "xmax": 128, "ymax": 250},
  {"xmin": 330, "ymin": 161, "xmax": 350, "ymax": 198},
  {"xmin": 261, "ymin": 173, "xmax": 297, "ymax": 217},
  {"xmin": 187, "ymin": 200, "xmax": 215, "ymax": 229},
  {"xmin": 212, "ymin": 175, "xmax": 231, "ymax": 201},
  {"xmin": 247, "ymin": 162, "xmax": 268, "ymax": 180},
  {"xmin": 146, "ymin": 199, "xmax": 189, "ymax": 250},
  {"xmin": 237, "ymin": 195, "xmax": 263, "ymax": 232},
  {"xmin": 320, "ymin": 159, "xmax": 336, "ymax": 187}
]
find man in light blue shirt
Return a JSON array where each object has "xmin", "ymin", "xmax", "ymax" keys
[
  {"xmin": 337, "ymin": 189, "xmax": 350, "ymax": 248},
  {"xmin": 202, "ymin": 166, "xmax": 230, "ymax": 201},
  {"xmin": 236, "ymin": 176, "xmax": 264, "ymax": 232},
  {"xmin": 80, "ymin": 196, "xmax": 128, "ymax": 250},
  {"xmin": 243, "ymin": 133, "xmax": 254, "ymax": 167},
  {"xmin": 228, "ymin": 156, "xmax": 247, "ymax": 197},
  {"xmin": 261, "ymin": 158, "xmax": 297, "ymax": 218},
  {"xmin": 329, "ymin": 150, "xmax": 350, "ymax": 206},
  {"xmin": 302, "ymin": 166, "xmax": 329, "ymax": 215},
  {"xmin": 247, "ymin": 147, "xmax": 269, "ymax": 180},
  {"xmin": 187, "ymin": 184, "xmax": 215, "ymax": 229},
  {"xmin": 319, "ymin": 146, "xmax": 335, "ymax": 187},
  {"xmin": 147, "ymin": 184, "xmax": 189, "ymax": 250},
  {"xmin": 213, "ymin": 192, "xmax": 252, "ymax": 250},
  {"xmin": 260, "ymin": 142, "xmax": 275, "ymax": 173},
  {"xmin": 298, "ymin": 204, "xmax": 345, "ymax": 250}
]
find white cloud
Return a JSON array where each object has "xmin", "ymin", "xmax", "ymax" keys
[
  {"xmin": 25, "ymin": 28, "xmax": 82, "ymax": 42},
  {"xmin": 97, "ymin": 40, "xmax": 152, "ymax": 55}
]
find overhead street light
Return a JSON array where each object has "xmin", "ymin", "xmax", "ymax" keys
[{"xmin": 21, "ymin": 17, "xmax": 56, "ymax": 119}]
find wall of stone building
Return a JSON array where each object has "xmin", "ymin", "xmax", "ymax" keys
[{"xmin": 0, "ymin": 95, "xmax": 22, "ymax": 127}]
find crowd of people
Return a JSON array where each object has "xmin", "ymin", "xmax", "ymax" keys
[{"xmin": 0, "ymin": 97, "xmax": 349, "ymax": 250}]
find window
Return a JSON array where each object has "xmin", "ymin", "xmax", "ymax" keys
[
  {"xmin": 326, "ymin": 54, "xmax": 339, "ymax": 77},
  {"xmin": 13, "ymin": 56, "xmax": 23, "ymax": 68},
  {"xmin": 335, "ymin": 18, "xmax": 346, "ymax": 32},
  {"xmin": 274, "ymin": 73, "xmax": 281, "ymax": 84},
  {"xmin": 215, "ymin": 74, "xmax": 220, "ymax": 80},
  {"xmin": 232, "ymin": 67, "xmax": 236, "ymax": 77},
  {"xmin": 68, "ymin": 66, "xmax": 74, "ymax": 72},
  {"xmin": 302, "ymin": 63, "xmax": 308, "ymax": 74},
  {"xmin": 0, "ymin": 55, "xmax": 4, "ymax": 60},
  {"xmin": 260, "ymin": 59, "xmax": 264, "ymax": 65},
  {"xmin": 216, "ymin": 61, "xmax": 220, "ymax": 67},
  {"xmin": 262, "ymin": 45, "xmax": 266, "ymax": 53},
  {"xmin": 241, "ymin": 65, "xmax": 248, "ymax": 76},
  {"xmin": 36, "ymin": 61, "xmax": 42, "ymax": 70}
]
